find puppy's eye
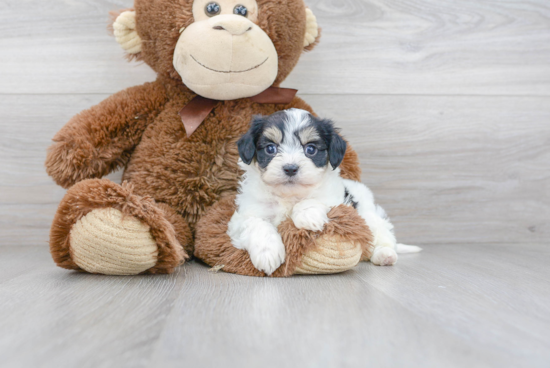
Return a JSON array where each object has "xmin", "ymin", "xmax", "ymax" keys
[
  {"xmin": 234, "ymin": 5, "xmax": 248, "ymax": 17},
  {"xmin": 305, "ymin": 144, "xmax": 318, "ymax": 156},
  {"xmin": 205, "ymin": 2, "xmax": 221, "ymax": 17},
  {"xmin": 265, "ymin": 144, "xmax": 277, "ymax": 155}
]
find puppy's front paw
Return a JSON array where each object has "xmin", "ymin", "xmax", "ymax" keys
[
  {"xmin": 248, "ymin": 234, "xmax": 285, "ymax": 276},
  {"xmin": 292, "ymin": 200, "xmax": 329, "ymax": 232},
  {"xmin": 370, "ymin": 247, "xmax": 398, "ymax": 266}
]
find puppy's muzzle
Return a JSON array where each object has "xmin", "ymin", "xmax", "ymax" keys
[{"xmin": 283, "ymin": 164, "xmax": 299, "ymax": 177}]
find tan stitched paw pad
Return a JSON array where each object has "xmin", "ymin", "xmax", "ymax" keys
[
  {"xmin": 70, "ymin": 208, "xmax": 158, "ymax": 275},
  {"xmin": 295, "ymin": 235, "xmax": 362, "ymax": 275}
]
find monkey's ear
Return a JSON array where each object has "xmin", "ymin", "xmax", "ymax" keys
[
  {"xmin": 113, "ymin": 10, "xmax": 142, "ymax": 55},
  {"xmin": 303, "ymin": 8, "xmax": 321, "ymax": 51}
]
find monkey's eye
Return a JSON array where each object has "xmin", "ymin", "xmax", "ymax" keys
[
  {"xmin": 265, "ymin": 144, "xmax": 277, "ymax": 155},
  {"xmin": 234, "ymin": 5, "xmax": 248, "ymax": 17},
  {"xmin": 305, "ymin": 144, "xmax": 318, "ymax": 156},
  {"xmin": 205, "ymin": 2, "xmax": 221, "ymax": 17}
]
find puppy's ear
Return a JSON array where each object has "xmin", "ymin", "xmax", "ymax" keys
[
  {"xmin": 237, "ymin": 132, "xmax": 256, "ymax": 165},
  {"xmin": 311, "ymin": 116, "xmax": 348, "ymax": 170},
  {"xmin": 328, "ymin": 133, "xmax": 347, "ymax": 170},
  {"xmin": 238, "ymin": 115, "xmax": 265, "ymax": 165}
]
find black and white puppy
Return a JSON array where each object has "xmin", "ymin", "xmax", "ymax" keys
[{"xmin": 227, "ymin": 109, "xmax": 421, "ymax": 275}]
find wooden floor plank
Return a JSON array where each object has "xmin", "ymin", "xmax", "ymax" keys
[
  {"xmin": 0, "ymin": 245, "xmax": 548, "ymax": 368},
  {"xmin": 0, "ymin": 250, "xmax": 187, "ymax": 368},
  {"xmin": 287, "ymin": 0, "xmax": 550, "ymax": 96},
  {"xmin": 1, "ymin": 0, "xmax": 549, "ymax": 95},
  {"xmin": 149, "ymin": 261, "xmax": 510, "ymax": 368},
  {"xmin": 357, "ymin": 244, "xmax": 550, "ymax": 362},
  {"xmin": 312, "ymin": 94, "xmax": 550, "ymax": 245},
  {"xmin": 0, "ymin": 246, "xmax": 53, "ymax": 283}
]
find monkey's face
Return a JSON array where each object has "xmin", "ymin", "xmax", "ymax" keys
[
  {"xmin": 113, "ymin": 0, "xmax": 320, "ymax": 101},
  {"xmin": 173, "ymin": 0, "xmax": 278, "ymax": 100}
]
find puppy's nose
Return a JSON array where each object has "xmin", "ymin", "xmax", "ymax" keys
[{"xmin": 283, "ymin": 164, "xmax": 299, "ymax": 177}]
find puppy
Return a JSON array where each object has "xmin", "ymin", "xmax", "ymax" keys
[{"xmin": 227, "ymin": 109, "xmax": 421, "ymax": 275}]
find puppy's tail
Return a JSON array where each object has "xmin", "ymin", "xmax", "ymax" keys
[{"xmin": 396, "ymin": 244, "xmax": 422, "ymax": 254}]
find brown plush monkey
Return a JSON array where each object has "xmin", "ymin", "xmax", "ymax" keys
[{"xmin": 45, "ymin": 0, "xmax": 372, "ymax": 277}]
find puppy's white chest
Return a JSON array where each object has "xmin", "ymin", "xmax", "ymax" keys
[{"xmin": 265, "ymin": 199, "xmax": 295, "ymax": 227}]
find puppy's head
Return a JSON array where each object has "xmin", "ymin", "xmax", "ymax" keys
[{"xmin": 237, "ymin": 109, "xmax": 347, "ymax": 194}]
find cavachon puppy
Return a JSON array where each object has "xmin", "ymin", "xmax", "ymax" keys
[{"xmin": 228, "ymin": 109, "xmax": 421, "ymax": 275}]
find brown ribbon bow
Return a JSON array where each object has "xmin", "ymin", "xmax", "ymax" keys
[{"xmin": 179, "ymin": 87, "xmax": 298, "ymax": 137}]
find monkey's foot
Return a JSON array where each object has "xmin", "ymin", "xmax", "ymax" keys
[
  {"xmin": 70, "ymin": 208, "xmax": 159, "ymax": 275},
  {"xmin": 195, "ymin": 196, "xmax": 374, "ymax": 277},
  {"xmin": 50, "ymin": 179, "xmax": 191, "ymax": 275}
]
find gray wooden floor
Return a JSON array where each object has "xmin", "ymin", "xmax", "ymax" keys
[
  {"xmin": 1, "ymin": 0, "xmax": 549, "ymax": 367},
  {"xmin": 1, "ymin": 244, "xmax": 549, "ymax": 368}
]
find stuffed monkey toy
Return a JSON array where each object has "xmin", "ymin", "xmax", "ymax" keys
[{"xmin": 46, "ymin": 0, "xmax": 373, "ymax": 277}]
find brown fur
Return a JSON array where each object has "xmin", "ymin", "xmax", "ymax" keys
[
  {"xmin": 45, "ymin": 80, "xmax": 172, "ymax": 189},
  {"xmin": 195, "ymin": 196, "xmax": 373, "ymax": 277},
  {"xmin": 340, "ymin": 142, "xmax": 362, "ymax": 182},
  {"xmin": 277, "ymin": 204, "xmax": 374, "ymax": 274},
  {"xmin": 45, "ymin": 0, "xmax": 361, "ymax": 275}
]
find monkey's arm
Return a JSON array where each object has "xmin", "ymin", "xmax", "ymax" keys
[
  {"xmin": 288, "ymin": 97, "xmax": 362, "ymax": 182},
  {"xmin": 46, "ymin": 80, "xmax": 170, "ymax": 188}
]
